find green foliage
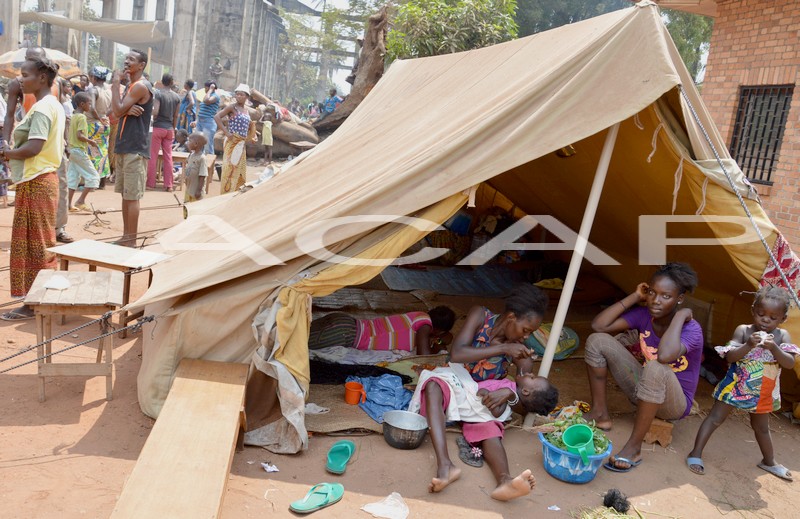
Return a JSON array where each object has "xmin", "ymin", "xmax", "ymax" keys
[
  {"xmin": 544, "ymin": 413, "xmax": 610, "ymax": 455},
  {"xmin": 386, "ymin": 0, "xmax": 519, "ymax": 61},
  {"xmin": 515, "ymin": 0, "xmax": 628, "ymax": 37},
  {"xmin": 83, "ymin": 0, "xmax": 104, "ymax": 69},
  {"xmin": 279, "ymin": 1, "xmax": 380, "ymax": 101},
  {"xmin": 662, "ymin": 9, "xmax": 713, "ymax": 83}
]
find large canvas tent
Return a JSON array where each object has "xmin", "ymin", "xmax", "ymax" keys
[{"xmin": 129, "ymin": 1, "xmax": 800, "ymax": 452}]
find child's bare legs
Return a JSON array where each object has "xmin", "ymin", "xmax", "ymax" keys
[
  {"xmin": 687, "ymin": 400, "xmax": 733, "ymax": 474},
  {"xmin": 583, "ymin": 364, "xmax": 613, "ymax": 430},
  {"xmin": 751, "ymin": 413, "xmax": 792, "ymax": 480},
  {"xmin": 68, "ymin": 188, "xmax": 76, "ymax": 209},
  {"xmin": 750, "ymin": 413, "xmax": 777, "ymax": 466},
  {"xmin": 74, "ymin": 187, "xmax": 93, "ymax": 207},
  {"xmin": 423, "ymin": 383, "xmax": 460, "ymax": 492},
  {"xmin": 481, "ymin": 437, "xmax": 535, "ymax": 501}
]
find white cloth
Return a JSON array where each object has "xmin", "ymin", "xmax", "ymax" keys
[
  {"xmin": 309, "ymin": 345, "xmax": 414, "ymax": 365},
  {"xmin": 361, "ymin": 492, "xmax": 409, "ymax": 519},
  {"xmin": 408, "ymin": 363, "xmax": 511, "ymax": 423}
]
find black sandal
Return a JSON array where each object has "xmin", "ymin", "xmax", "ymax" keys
[{"xmin": 456, "ymin": 435, "xmax": 483, "ymax": 468}]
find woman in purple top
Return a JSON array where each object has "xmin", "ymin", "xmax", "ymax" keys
[{"xmin": 583, "ymin": 262, "xmax": 703, "ymax": 473}]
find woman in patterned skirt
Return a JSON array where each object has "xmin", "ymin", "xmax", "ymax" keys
[
  {"xmin": 215, "ymin": 84, "xmax": 257, "ymax": 194},
  {"xmin": 0, "ymin": 57, "xmax": 66, "ymax": 320}
]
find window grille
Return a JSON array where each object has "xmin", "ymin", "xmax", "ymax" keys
[{"xmin": 729, "ymin": 85, "xmax": 794, "ymax": 185}]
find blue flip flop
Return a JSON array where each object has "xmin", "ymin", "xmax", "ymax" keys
[
  {"xmin": 289, "ymin": 482, "xmax": 344, "ymax": 514},
  {"xmin": 326, "ymin": 440, "xmax": 356, "ymax": 475},
  {"xmin": 603, "ymin": 456, "xmax": 642, "ymax": 473}
]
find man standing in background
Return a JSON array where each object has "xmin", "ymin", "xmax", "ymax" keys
[{"xmin": 110, "ymin": 49, "xmax": 153, "ymax": 247}]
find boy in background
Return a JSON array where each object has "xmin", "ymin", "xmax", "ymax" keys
[
  {"xmin": 66, "ymin": 92, "xmax": 101, "ymax": 212},
  {"xmin": 183, "ymin": 133, "xmax": 208, "ymax": 203}
]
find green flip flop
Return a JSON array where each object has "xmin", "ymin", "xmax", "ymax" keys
[
  {"xmin": 326, "ymin": 440, "xmax": 356, "ymax": 474},
  {"xmin": 289, "ymin": 482, "xmax": 344, "ymax": 514}
]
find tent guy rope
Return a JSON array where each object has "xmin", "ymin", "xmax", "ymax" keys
[
  {"xmin": 0, "ymin": 313, "xmax": 156, "ymax": 374},
  {"xmin": 678, "ymin": 85, "xmax": 800, "ymax": 309}
]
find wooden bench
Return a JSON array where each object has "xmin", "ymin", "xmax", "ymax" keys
[{"xmin": 110, "ymin": 359, "xmax": 249, "ymax": 519}]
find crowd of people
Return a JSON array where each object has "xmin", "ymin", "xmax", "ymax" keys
[{"xmin": 0, "ymin": 46, "xmax": 347, "ymax": 321}]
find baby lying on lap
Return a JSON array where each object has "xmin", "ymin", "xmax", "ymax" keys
[{"xmin": 409, "ymin": 363, "xmax": 559, "ymax": 501}]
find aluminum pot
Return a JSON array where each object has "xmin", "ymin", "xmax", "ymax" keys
[{"xmin": 382, "ymin": 410, "xmax": 428, "ymax": 450}]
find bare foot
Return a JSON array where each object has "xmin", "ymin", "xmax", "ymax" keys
[
  {"xmin": 490, "ymin": 469, "xmax": 535, "ymax": 501},
  {"xmin": 583, "ymin": 409, "xmax": 612, "ymax": 431},
  {"xmin": 429, "ymin": 463, "xmax": 461, "ymax": 493}
]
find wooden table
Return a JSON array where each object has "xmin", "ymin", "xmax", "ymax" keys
[
  {"xmin": 24, "ymin": 270, "xmax": 124, "ymax": 402},
  {"xmin": 48, "ymin": 240, "xmax": 170, "ymax": 338},
  {"xmin": 156, "ymin": 150, "xmax": 217, "ymax": 191}
]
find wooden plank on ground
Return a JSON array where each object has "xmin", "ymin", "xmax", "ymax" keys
[{"xmin": 110, "ymin": 359, "xmax": 248, "ymax": 519}]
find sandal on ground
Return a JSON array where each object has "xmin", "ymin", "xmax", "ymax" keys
[
  {"xmin": 603, "ymin": 456, "xmax": 642, "ymax": 473},
  {"xmin": 456, "ymin": 435, "xmax": 483, "ymax": 468},
  {"xmin": 68, "ymin": 206, "xmax": 80, "ymax": 213},
  {"xmin": 0, "ymin": 309, "xmax": 35, "ymax": 321},
  {"xmin": 325, "ymin": 440, "xmax": 355, "ymax": 475},
  {"xmin": 687, "ymin": 457, "xmax": 705, "ymax": 475},
  {"xmin": 758, "ymin": 462, "xmax": 793, "ymax": 481},
  {"xmin": 56, "ymin": 230, "xmax": 75, "ymax": 243},
  {"xmin": 289, "ymin": 482, "xmax": 344, "ymax": 514},
  {"xmin": 74, "ymin": 203, "xmax": 91, "ymax": 212}
]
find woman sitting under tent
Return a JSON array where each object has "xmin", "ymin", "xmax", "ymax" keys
[
  {"xmin": 307, "ymin": 306, "xmax": 456, "ymax": 356},
  {"xmin": 448, "ymin": 283, "xmax": 547, "ymax": 382},
  {"xmin": 582, "ymin": 262, "xmax": 703, "ymax": 473}
]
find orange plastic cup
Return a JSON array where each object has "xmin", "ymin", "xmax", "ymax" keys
[{"xmin": 344, "ymin": 381, "xmax": 367, "ymax": 405}]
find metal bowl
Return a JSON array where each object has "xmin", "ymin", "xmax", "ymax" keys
[{"xmin": 382, "ymin": 410, "xmax": 428, "ymax": 450}]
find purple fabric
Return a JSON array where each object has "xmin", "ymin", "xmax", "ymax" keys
[{"xmin": 622, "ymin": 305, "xmax": 704, "ymax": 417}]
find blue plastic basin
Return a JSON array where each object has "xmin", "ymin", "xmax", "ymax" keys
[{"xmin": 538, "ymin": 432, "xmax": 612, "ymax": 484}]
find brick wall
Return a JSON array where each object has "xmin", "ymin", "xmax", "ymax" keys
[{"xmin": 702, "ymin": 0, "xmax": 800, "ymax": 247}]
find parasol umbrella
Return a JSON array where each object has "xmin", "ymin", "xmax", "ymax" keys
[{"xmin": 0, "ymin": 48, "xmax": 82, "ymax": 79}]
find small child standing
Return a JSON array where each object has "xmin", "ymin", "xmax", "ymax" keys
[
  {"xmin": 184, "ymin": 133, "xmax": 208, "ymax": 203},
  {"xmin": 67, "ymin": 92, "xmax": 100, "ymax": 212},
  {"xmin": 687, "ymin": 286, "xmax": 798, "ymax": 481},
  {"xmin": 258, "ymin": 110, "xmax": 273, "ymax": 166},
  {"xmin": 409, "ymin": 363, "xmax": 558, "ymax": 500}
]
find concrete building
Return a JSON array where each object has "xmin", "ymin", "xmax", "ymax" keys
[
  {"xmin": 655, "ymin": 0, "xmax": 800, "ymax": 248},
  {"xmin": 171, "ymin": 0, "xmax": 285, "ymax": 97},
  {"xmin": 0, "ymin": 1, "xmax": 20, "ymax": 54}
]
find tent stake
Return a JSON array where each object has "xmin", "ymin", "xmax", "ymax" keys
[{"xmin": 525, "ymin": 123, "xmax": 620, "ymax": 426}]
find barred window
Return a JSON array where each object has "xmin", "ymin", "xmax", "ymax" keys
[{"xmin": 729, "ymin": 85, "xmax": 794, "ymax": 185}]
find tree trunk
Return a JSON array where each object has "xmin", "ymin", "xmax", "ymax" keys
[{"xmin": 313, "ymin": 5, "xmax": 389, "ymax": 133}]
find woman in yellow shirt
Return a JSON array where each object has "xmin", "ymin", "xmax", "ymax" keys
[{"xmin": 0, "ymin": 57, "xmax": 65, "ymax": 320}]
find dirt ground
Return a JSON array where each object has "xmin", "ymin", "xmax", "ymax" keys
[{"xmin": 1, "ymin": 163, "xmax": 800, "ymax": 518}]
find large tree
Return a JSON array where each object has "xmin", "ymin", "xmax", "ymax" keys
[
  {"xmin": 662, "ymin": 8, "xmax": 713, "ymax": 83},
  {"xmin": 386, "ymin": 0, "xmax": 518, "ymax": 61}
]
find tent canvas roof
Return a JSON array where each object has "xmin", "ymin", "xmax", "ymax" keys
[{"xmin": 130, "ymin": 2, "xmax": 795, "ymax": 420}]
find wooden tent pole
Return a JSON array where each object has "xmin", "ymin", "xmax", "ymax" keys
[
  {"xmin": 525, "ymin": 122, "xmax": 619, "ymax": 427},
  {"xmin": 538, "ymin": 124, "xmax": 620, "ymax": 376}
]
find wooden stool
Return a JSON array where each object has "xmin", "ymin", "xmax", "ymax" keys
[
  {"xmin": 24, "ymin": 270, "xmax": 124, "ymax": 402},
  {"xmin": 48, "ymin": 239, "xmax": 169, "ymax": 338}
]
